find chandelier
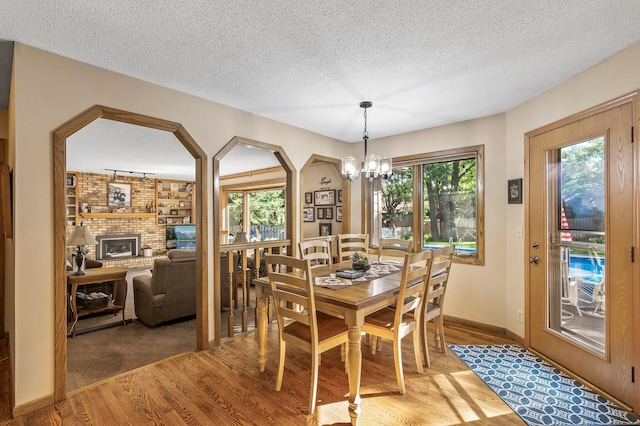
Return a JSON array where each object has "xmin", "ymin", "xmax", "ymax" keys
[{"xmin": 341, "ymin": 101, "xmax": 392, "ymax": 182}]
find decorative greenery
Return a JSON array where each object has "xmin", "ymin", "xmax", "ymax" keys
[
  {"xmin": 351, "ymin": 251, "xmax": 370, "ymax": 271},
  {"xmin": 351, "ymin": 251, "xmax": 368, "ymax": 263}
]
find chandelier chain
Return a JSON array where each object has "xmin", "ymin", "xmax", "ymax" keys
[{"xmin": 362, "ymin": 106, "xmax": 368, "ymax": 140}]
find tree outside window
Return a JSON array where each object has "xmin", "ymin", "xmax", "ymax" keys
[
  {"xmin": 227, "ymin": 188, "xmax": 286, "ymax": 241},
  {"xmin": 371, "ymin": 145, "xmax": 484, "ymax": 265}
]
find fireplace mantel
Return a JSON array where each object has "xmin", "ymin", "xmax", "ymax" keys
[{"xmin": 80, "ymin": 213, "xmax": 156, "ymax": 219}]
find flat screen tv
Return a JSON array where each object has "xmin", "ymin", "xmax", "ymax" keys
[{"xmin": 166, "ymin": 224, "xmax": 196, "ymax": 250}]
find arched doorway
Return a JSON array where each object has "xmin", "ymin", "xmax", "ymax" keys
[
  {"xmin": 212, "ymin": 136, "xmax": 295, "ymax": 344},
  {"xmin": 53, "ymin": 105, "xmax": 208, "ymax": 402}
]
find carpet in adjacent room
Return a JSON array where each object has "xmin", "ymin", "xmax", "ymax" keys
[
  {"xmin": 450, "ymin": 344, "xmax": 640, "ymax": 426},
  {"xmin": 67, "ymin": 317, "xmax": 196, "ymax": 391}
]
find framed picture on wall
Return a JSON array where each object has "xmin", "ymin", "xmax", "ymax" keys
[
  {"xmin": 336, "ymin": 206, "xmax": 342, "ymax": 222},
  {"xmin": 305, "ymin": 192, "xmax": 313, "ymax": 204},
  {"xmin": 317, "ymin": 207, "xmax": 325, "ymax": 220},
  {"xmin": 338, "ymin": 190, "xmax": 342, "ymax": 203},
  {"xmin": 319, "ymin": 222, "xmax": 332, "ymax": 236},
  {"xmin": 314, "ymin": 189, "xmax": 336, "ymax": 206},
  {"xmin": 508, "ymin": 178, "xmax": 523, "ymax": 204},
  {"xmin": 107, "ymin": 182, "xmax": 131, "ymax": 207},
  {"xmin": 303, "ymin": 207, "xmax": 314, "ymax": 222},
  {"xmin": 325, "ymin": 207, "xmax": 333, "ymax": 220}
]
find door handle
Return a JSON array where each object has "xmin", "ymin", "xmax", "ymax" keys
[{"xmin": 529, "ymin": 256, "xmax": 539, "ymax": 264}]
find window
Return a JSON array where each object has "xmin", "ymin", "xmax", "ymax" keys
[
  {"xmin": 227, "ymin": 188, "xmax": 286, "ymax": 242},
  {"xmin": 370, "ymin": 145, "xmax": 484, "ymax": 265}
]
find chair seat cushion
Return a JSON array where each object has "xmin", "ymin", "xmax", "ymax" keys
[{"xmin": 284, "ymin": 312, "xmax": 348, "ymax": 342}]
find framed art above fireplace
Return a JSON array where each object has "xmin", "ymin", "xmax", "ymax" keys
[{"xmin": 107, "ymin": 182, "xmax": 131, "ymax": 207}]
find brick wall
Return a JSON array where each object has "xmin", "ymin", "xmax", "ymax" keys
[{"xmin": 68, "ymin": 172, "xmax": 166, "ymax": 262}]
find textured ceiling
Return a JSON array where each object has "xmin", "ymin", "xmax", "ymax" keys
[{"xmin": 2, "ymin": 1, "xmax": 640, "ymax": 178}]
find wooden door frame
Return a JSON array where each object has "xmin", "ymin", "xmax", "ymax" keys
[
  {"xmin": 524, "ymin": 90, "xmax": 639, "ymax": 411},
  {"xmin": 212, "ymin": 136, "xmax": 296, "ymax": 345},
  {"xmin": 53, "ymin": 105, "xmax": 208, "ymax": 402}
]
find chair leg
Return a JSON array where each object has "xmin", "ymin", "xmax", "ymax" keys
[
  {"xmin": 309, "ymin": 353, "xmax": 320, "ymax": 414},
  {"xmin": 413, "ymin": 328, "xmax": 424, "ymax": 374},
  {"xmin": 376, "ymin": 336, "xmax": 383, "ymax": 352},
  {"xmin": 436, "ymin": 316, "xmax": 447, "ymax": 354},
  {"xmin": 393, "ymin": 335, "xmax": 406, "ymax": 394},
  {"xmin": 275, "ymin": 341, "xmax": 286, "ymax": 391},
  {"xmin": 421, "ymin": 320, "xmax": 431, "ymax": 368}
]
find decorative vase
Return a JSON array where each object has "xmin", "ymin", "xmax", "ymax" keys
[{"xmin": 352, "ymin": 261, "xmax": 370, "ymax": 271}]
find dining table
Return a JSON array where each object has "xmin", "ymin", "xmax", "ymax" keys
[{"xmin": 252, "ymin": 260, "xmax": 411, "ymax": 426}]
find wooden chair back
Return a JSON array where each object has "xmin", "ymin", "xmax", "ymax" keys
[
  {"xmin": 265, "ymin": 254, "xmax": 349, "ymax": 414},
  {"xmin": 299, "ymin": 239, "xmax": 332, "ymax": 268},
  {"xmin": 395, "ymin": 250, "xmax": 433, "ymax": 325},
  {"xmin": 426, "ymin": 246, "xmax": 454, "ymax": 309},
  {"xmin": 379, "ymin": 238, "xmax": 412, "ymax": 264},
  {"xmin": 337, "ymin": 233, "xmax": 369, "ymax": 262},
  {"xmin": 266, "ymin": 255, "xmax": 317, "ymax": 343},
  {"xmin": 360, "ymin": 250, "xmax": 433, "ymax": 394},
  {"xmin": 420, "ymin": 245, "xmax": 454, "ymax": 367}
]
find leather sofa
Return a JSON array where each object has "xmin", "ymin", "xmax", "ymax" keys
[{"xmin": 133, "ymin": 249, "xmax": 196, "ymax": 326}]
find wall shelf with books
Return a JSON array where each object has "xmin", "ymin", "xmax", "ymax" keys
[
  {"xmin": 66, "ymin": 171, "xmax": 78, "ymax": 227},
  {"xmin": 155, "ymin": 179, "xmax": 195, "ymax": 225}
]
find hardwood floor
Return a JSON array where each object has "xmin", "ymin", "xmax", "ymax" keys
[{"xmin": 6, "ymin": 322, "xmax": 524, "ymax": 425}]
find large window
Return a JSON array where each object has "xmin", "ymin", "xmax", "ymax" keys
[
  {"xmin": 227, "ymin": 188, "xmax": 286, "ymax": 241},
  {"xmin": 370, "ymin": 145, "xmax": 484, "ymax": 265}
]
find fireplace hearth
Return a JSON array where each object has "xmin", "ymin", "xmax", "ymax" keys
[{"xmin": 96, "ymin": 234, "xmax": 141, "ymax": 260}]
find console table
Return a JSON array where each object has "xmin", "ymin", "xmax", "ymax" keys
[{"xmin": 67, "ymin": 267, "xmax": 128, "ymax": 337}]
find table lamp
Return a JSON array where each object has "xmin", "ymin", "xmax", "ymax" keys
[
  {"xmin": 234, "ymin": 231, "xmax": 248, "ymax": 243},
  {"xmin": 67, "ymin": 222, "xmax": 98, "ymax": 275}
]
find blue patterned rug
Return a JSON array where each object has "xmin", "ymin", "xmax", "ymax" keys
[{"xmin": 449, "ymin": 344, "xmax": 640, "ymax": 425}]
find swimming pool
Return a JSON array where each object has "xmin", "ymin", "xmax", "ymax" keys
[{"xmin": 570, "ymin": 254, "xmax": 604, "ymax": 283}]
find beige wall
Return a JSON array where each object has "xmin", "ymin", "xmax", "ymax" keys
[
  {"xmin": 370, "ymin": 114, "xmax": 508, "ymax": 328},
  {"xmin": 503, "ymin": 41, "xmax": 640, "ymax": 337},
  {"xmin": 9, "ymin": 39, "xmax": 640, "ymax": 410},
  {"xmin": 10, "ymin": 43, "xmax": 348, "ymax": 408}
]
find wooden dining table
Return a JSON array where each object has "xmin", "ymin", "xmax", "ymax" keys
[{"xmin": 252, "ymin": 261, "xmax": 411, "ymax": 426}]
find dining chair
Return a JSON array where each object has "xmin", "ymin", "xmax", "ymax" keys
[
  {"xmin": 337, "ymin": 233, "xmax": 369, "ymax": 262},
  {"xmin": 378, "ymin": 238, "xmax": 412, "ymax": 264},
  {"xmin": 418, "ymin": 245, "xmax": 454, "ymax": 368},
  {"xmin": 361, "ymin": 250, "xmax": 432, "ymax": 394},
  {"xmin": 265, "ymin": 254, "xmax": 349, "ymax": 414},
  {"xmin": 298, "ymin": 239, "xmax": 332, "ymax": 268}
]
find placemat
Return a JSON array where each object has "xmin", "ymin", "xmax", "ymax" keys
[{"xmin": 314, "ymin": 263, "xmax": 402, "ymax": 289}]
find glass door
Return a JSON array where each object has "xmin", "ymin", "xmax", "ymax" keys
[
  {"xmin": 527, "ymin": 98, "xmax": 634, "ymax": 405},
  {"xmin": 550, "ymin": 137, "xmax": 606, "ymax": 353}
]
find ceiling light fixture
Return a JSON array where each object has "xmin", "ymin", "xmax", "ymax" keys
[
  {"xmin": 105, "ymin": 169, "xmax": 155, "ymax": 181},
  {"xmin": 341, "ymin": 101, "xmax": 392, "ymax": 182}
]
